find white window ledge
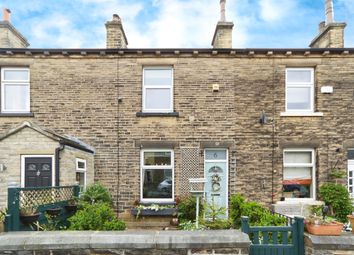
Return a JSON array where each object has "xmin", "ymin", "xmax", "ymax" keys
[{"xmin": 280, "ymin": 112, "xmax": 323, "ymax": 117}]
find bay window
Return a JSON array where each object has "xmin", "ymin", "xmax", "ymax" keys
[
  {"xmin": 1, "ymin": 68, "xmax": 30, "ymax": 113},
  {"xmin": 141, "ymin": 150, "xmax": 174, "ymax": 202},
  {"xmin": 283, "ymin": 149, "xmax": 315, "ymax": 199}
]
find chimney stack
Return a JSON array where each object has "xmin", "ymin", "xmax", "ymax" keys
[
  {"xmin": 211, "ymin": 0, "xmax": 234, "ymax": 48},
  {"xmin": 0, "ymin": 8, "xmax": 29, "ymax": 48},
  {"xmin": 105, "ymin": 14, "xmax": 128, "ymax": 49},
  {"xmin": 3, "ymin": 8, "xmax": 10, "ymax": 22},
  {"xmin": 309, "ymin": 0, "xmax": 346, "ymax": 48}
]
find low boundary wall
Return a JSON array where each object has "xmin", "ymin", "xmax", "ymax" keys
[{"xmin": 0, "ymin": 230, "xmax": 250, "ymax": 255}]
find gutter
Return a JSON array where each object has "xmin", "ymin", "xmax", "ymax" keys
[{"xmin": 55, "ymin": 143, "xmax": 65, "ymax": 186}]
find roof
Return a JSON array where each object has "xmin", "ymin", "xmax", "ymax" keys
[
  {"xmin": 0, "ymin": 121, "xmax": 95, "ymax": 154},
  {"xmin": 0, "ymin": 47, "xmax": 354, "ymax": 56}
]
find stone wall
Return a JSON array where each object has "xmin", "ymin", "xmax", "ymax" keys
[
  {"xmin": 0, "ymin": 230, "xmax": 250, "ymax": 255},
  {"xmin": 59, "ymin": 146, "xmax": 94, "ymax": 187},
  {"xmin": 0, "ymin": 22, "xmax": 29, "ymax": 48},
  {"xmin": 0, "ymin": 52, "xmax": 354, "ymax": 212},
  {"xmin": 305, "ymin": 233, "xmax": 354, "ymax": 255}
]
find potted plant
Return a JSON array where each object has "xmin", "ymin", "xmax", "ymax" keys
[
  {"xmin": 0, "ymin": 209, "xmax": 6, "ymax": 232},
  {"xmin": 348, "ymin": 214, "xmax": 354, "ymax": 233},
  {"xmin": 20, "ymin": 206, "xmax": 41, "ymax": 225},
  {"xmin": 65, "ymin": 197, "xmax": 78, "ymax": 212},
  {"xmin": 305, "ymin": 214, "xmax": 343, "ymax": 236},
  {"xmin": 45, "ymin": 205, "xmax": 62, "ymax": 216}
]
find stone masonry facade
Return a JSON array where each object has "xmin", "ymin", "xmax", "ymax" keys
[{"xmin": 0, "ymin": 50, "xmax": 354, "ymax": 213}]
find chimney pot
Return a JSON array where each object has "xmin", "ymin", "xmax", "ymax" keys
[
  {"xmin": 220, "ymin": 0, "xmax": 226, "ymax": 22},
  {"xmin": 318, "ymin": 21, "xmax": 326, "ymax": 33},
  {"xmin": 325, "ymin": 0, "xmax": 334, "ymax": 25},
  {"xmin": 112, "ymin": 14, "xmax": 120, "ymax": 22},
  {"xmin": 3, "ymin": 8, "xmax": 11, "ymax": 22}
]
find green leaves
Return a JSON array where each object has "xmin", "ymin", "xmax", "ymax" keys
[
  {"xmin": 318, "ymin": 183, "xmax": 353, "ymax": 223},
  {"xmin": 68, "ymin": 202, "xmax": 125, "ymax": 231}
]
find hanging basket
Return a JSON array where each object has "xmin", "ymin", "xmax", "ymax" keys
[{"xmin": 20, "ymin": 213, "xmax": 41, "ymax": 225}]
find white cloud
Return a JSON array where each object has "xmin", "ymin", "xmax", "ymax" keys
[{"xmin": 259, "ymin": 0, "xmax": 296, "ymax": 22}]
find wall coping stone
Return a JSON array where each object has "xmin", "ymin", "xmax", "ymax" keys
[
  {"xmin": 305, "ymin": 233, "xmax": 354, "ymax": 251},
  {"xmin": 0, "ymin": 230, "xmax": 250, "ymax": 251}
]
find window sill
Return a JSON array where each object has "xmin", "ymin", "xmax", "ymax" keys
[
  {"xmin": 136, "ymin": 112, "xmax": 179, "ymax": 117},
  {"xmin": 0, "ymin": 112, "xmax": 34, "ymax": 117},
  {"xmin": 280, "ymin": 112, "xmax": 323, "ymax": 117}
]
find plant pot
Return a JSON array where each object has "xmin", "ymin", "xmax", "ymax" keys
[
  {"xmin": 170, "ymin": 217, "xmax": 179, "ymax": 226},
  {"xmin": 306, "ymin": 222, "xmax": 343, "ymax": 236},
  {"xmin": 347, "ymin": 215, "xmax": 354, "ymax": 233},
  {"xmin": 65, "ymin": 204, "xmax": 78, "ymax": 213},
  {"xmin": 46, "ymin": 207, "xmax": 62, "ymax": 216},
  {"xmin": 20, "ymin": 213, "xmax": 41, "ymax": 225},
  {"xmin": 0, "ymin": 222, "xmax": 4, "ymax": 232}
]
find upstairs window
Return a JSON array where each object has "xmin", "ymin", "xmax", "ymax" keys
[
  {"xmin": 285, "ymin": 68, "xmax": 314, "ymax": 113},
  {"xmin": 1, "ymin": 68, "xmax": 30, "ymax": 113},
  {"xmin": 143, "ymin": 67, "xmax": 173, "ymax": 113}
]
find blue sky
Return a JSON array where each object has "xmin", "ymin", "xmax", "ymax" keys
[{"xmin": 1, "ymin": 0, "xmax": 354, "ymax": 49}]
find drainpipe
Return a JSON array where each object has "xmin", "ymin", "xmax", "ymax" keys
[{"xmin": 55, "ymin": 143, "xmax": 65, "ymax": 186}]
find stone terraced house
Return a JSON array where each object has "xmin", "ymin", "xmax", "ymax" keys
[{"xmin": 0, "ymin": 0, "xmax": 353, "ymax": 223}]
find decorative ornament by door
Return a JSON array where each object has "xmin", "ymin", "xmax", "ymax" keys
[{"xmin": 211, "ymin": 173, "xmax": 221, "ymax": 192}]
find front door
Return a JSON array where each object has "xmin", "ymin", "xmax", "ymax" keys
[
  {"xmin": 204, "ymin": 149, "xmax": 228, "ymax": 217},
  {"xmin": 24, "ymin": 157, "xmax": 53, "ymax": 187}
]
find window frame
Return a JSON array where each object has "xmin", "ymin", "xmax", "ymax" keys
[
  {"xmin": 283, "ymin": 148, "xmax": 316, "ymax": 200},
  {"xmin": 142, "ymin": 66, "xmax": 173, "ymax": 113},
  {"xmin": 140, "ymin": 149, "xmax": 174, "ymax": 203},
  {"xmin": 348, "ymin": 149, "xmax": 354, "ymax": 199},
  {"xmin": 285, "ymin": 68, "xmax": 314, "ymax": 114},
  {"xmin": 1, "ymin": 67, "xmax": 30, "ymax": 113},
  {"xmin": 75, "ymin": 158, "xmax": 87, "ymax": 190}
]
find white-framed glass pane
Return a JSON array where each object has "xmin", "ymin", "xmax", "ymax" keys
[
  {"xmin": 142, "ymin": 169, "xmax": 172, "ymax": 199},
  {"xmin": 76, "ymin": 172, "xmax": 86, "ymax": 191},
  {"xmin": 145, "ymin": 88, "xmax": 171, "ymax": 110},
  {"xmin": 284, "ymin": 151, "xmax": 312, "ymax": 164},
  {"xmin": 144, "ymin": 151, "xmax": 171, "ymax": 166},
  {"xmin": 283, "ymin": 167, "xmax": 312, "ymax": 180},
  {"xmin": 205, "ymin": 150, "xmax": 227, "ymax": 160},
  {"xmin": 287, "ymin": 70, "xmax": 312, "ymax": 83},
  {"xmin": 4, "ymin": 84, "xmax": 29, "ymax": 111},
  {"xmin": 77, "ymin": 161, "xmax": 86, "ymax": 170},
  {"xmin": 4, "ymin": 69, "xmax": 29, "ymax": 81},
  {"xmin": 287, "ymin": 87, "xmax": 311, "ymax": 110},
  {"xmin": 144, "ymin": 69, "xmax": 172, "ymax": 86}
]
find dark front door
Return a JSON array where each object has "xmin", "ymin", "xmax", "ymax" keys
[{"xmin": 24, "ymin": 157, "xmax": 53, "ymax": 187}]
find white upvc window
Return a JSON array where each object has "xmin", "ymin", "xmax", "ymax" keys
[
  {"xmin": 140, "ymin": 149, "xmax": 174, "ymax": 202},
  {"xmin": 142, "ymin": 67, "xmax": 173, "ymax": 113},
  {"xmin": 1, "ymin": 67, "xmax": 30, "ymax": 113},
  {"xmin": 283, "ymin": 149, "xmax": 316, "ymax": 199},
  {"xmin": 285, "ymin": 68, "xmax": 314, "ymax": 113},
  {"xmin": 75, "ymin": 158, "xmax": 87, "ymax": 191}
]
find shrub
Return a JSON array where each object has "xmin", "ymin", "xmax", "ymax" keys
[
  {"xmin": 80, "ymin": 183, "xmax": 112, "ymax": 205},
  {"xmin": 230, "ymin": 193, "xmax": 287, "ymax": 228},
  {"xmin": 177, "ymin": 196, "xmax": 204, "ymax": 222},
  {"xmin": 319, "ymin": 183, "xmax": 353, "ymax": 223},
  {"xmin": 69, "ymin": 202, "xmax": 125, "ymax": 230}
]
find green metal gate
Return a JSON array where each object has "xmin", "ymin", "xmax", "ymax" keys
[{"xmin": 241, "ymin": 216, "xmax": 304, "ymax": 255}]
